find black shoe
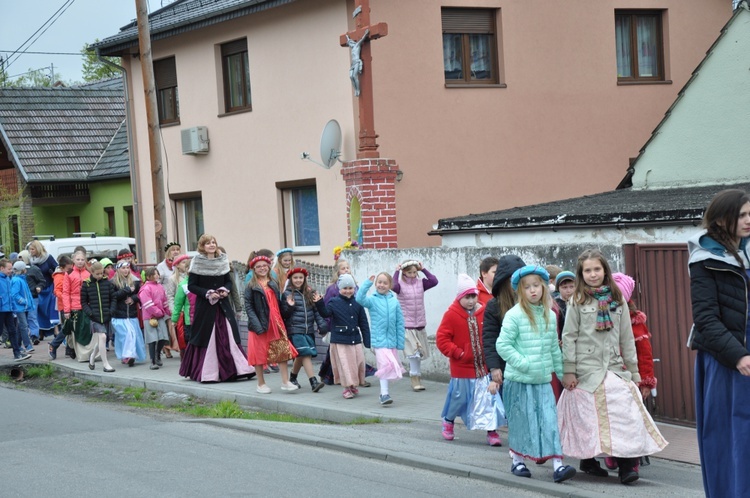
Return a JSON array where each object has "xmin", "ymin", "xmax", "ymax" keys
[
  {"xmin": 553, "ymin": 465, "xmax": 576, "ymax": 483},
  {"xmin": 580, "ymin": 458, "xmax": 608, "ymax": 477},
  {"xmin": 511, "ymin": 462, "xmax": 531, "ymax": 478},
  {"xmin": 88, "ymin": 362, "xmax": 95, "ymax": 370},
  {"xmin": 310, "ymin": 376, "xmax": 324, "ymax": 392},
  {"xmin": 269, "ymin": 363, "xmax": 280, "ymax": 373},
  {"xmin": 619, "ymin": 469, "xmax": 639, "ymax": 484},
  {"xmin": 32, "ymin": 337, "xmax": 40, "ymax": 345},
  {"xmin": 289, "ymin": 373, "xmax": 301, "ymax": 388}
]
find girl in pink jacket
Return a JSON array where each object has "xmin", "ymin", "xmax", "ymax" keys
[
  {"xmin": 139, "ymin": 267, "xmax": 170, "ymax": 370},
  {"xmin": 392, "ymin": 259, "xmax": 438, "ymax": 391}
]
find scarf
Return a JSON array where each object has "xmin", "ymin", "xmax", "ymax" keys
[
  {"xmin": 30, "ymin": 253, "xmax": 47, "ymax": 266},
  {"xmin": 165, "ymin": 259, "xmax": 174, "ymax": 271},
  {"xmin": 585, "ymin": 286, "xmax": 617, "ymax": 331},
  {"xmin": 189, "ymin": 253, "xmax": 230, "ymax": 276}
]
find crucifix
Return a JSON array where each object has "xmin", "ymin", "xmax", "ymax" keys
[{"xmin": 340, "ymin": 0, "xmax": 388, "ymax": 159}]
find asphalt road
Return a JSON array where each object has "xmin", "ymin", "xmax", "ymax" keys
[{"xmin": 0, "ymin": 386, "xmax": 544, "ymax": 497}]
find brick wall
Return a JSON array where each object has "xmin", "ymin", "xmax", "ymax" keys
[{"xmin": 341, "ymin": 158, "xmax": 398, "ymax": 249}]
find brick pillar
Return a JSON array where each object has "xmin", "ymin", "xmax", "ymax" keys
[{"xmin": 341, "ymin": 158, "xmax": 398, "ymax": 249}]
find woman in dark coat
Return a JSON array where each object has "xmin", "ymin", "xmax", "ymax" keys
[
  {"xmin": 178, "ymin": 234, "xmax": 255, "ymax": 382},
  {"xmin": 27, "ymin": 240, "xmax": 59, "ymax": 338},
  {"xmin": 689, "ymin": 189, "xmax": 750, "ymax": 498}
]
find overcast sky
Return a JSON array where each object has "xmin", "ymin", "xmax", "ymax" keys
[{"xmin": 0, "ymin": 0, "xmax": 163, "ymax": 83}]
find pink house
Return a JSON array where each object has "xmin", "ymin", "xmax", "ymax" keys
[{"xmin": 94, "ymin": 0, "xmax": 729, "ymax": 263}]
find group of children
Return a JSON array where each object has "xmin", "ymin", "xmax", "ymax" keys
[
  {"xmin": 436, "ymin": 250, "xmax": 667, "ymax": 486},
  {"xmin": 42, "ymin": 244, "xmax": 191, "ymax": 372}
]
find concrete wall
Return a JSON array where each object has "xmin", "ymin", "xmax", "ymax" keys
[{"xmin": 344, "ymin": 243, "xmax": 625, "ymax": 380}]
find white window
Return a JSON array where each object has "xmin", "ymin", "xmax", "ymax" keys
[{"xmin": 278, "ymin": 182, "xmax": 320, "ymax": 253}]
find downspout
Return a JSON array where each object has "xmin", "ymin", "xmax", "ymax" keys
[{"xmin": 96, "ymin": 48, "xmax": 145, "ymax": 263}]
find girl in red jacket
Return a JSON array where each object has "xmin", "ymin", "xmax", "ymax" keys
[
  {"xmin": 436, "ymin": 274, "xmax": 506, "ymax": 446},
  {"xmin": 605, "ymin": 272, "xmax": 658, "ymax": 471}
]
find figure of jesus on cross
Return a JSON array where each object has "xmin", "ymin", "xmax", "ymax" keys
[{"xmin": 340, "ymin": 0, "xmax": 388, "ymax": 158}]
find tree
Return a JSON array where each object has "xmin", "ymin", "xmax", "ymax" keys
[{"xmin": 81, "ymin": 41, "xmax": 121, "ymax": 82}]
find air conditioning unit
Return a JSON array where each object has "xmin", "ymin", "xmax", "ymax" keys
[{"xmin": 181, "ymin": 126, "xmax": 209, "ymax": 155}]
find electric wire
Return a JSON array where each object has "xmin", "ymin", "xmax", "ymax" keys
[{"xmin": 5, "ymin": 0, "xmax": 77, "ymax": 71}]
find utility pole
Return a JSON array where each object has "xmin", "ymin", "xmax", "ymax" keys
[{"xmin": 134, "ymin": 0, "xmax": 167, "ymax": 262}]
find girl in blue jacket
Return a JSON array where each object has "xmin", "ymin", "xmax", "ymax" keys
[{"xmin": 357, "ymin": 272, "xmax": 405, "ymax": 405}]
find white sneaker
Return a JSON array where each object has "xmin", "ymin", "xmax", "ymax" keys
[
  {"xmin": 281, "ymin": 382, "xmax": 300, "ymax": 391},
  {"xmin": 256, "ymin": 384, "xmax": 272, "ymax": 394}
]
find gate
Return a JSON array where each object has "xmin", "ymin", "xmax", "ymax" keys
[{"xmin": 625, "ymin": 243, "xmax": 696, "ymax": 426}]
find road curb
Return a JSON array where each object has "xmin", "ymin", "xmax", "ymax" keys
[{"xmin": 199, "ymin": 419, "xmax": 604, "ymax": 498}]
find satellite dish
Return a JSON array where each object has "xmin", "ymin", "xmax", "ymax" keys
[
  {"xmin": 300, "ymin": 119, "xmax": 344, "ymax": 169},
  {"xmin": 320, "ymin": 119, "xmax": 342, "ymax": 168}
]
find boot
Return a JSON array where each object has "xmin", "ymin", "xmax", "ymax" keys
[
  {"xmin": 289, "ymin": 372, "xmax": 301, "ymax": 388},
  {"xmin": 310, "ymin": 376, "xmax": 324, "ymax": 392},
  {"xmin": 411, "ymin": 375, "xmax": 426, "ymax": 391}
]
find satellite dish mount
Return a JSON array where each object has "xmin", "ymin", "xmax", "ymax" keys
[{"xmin": 301, "ymin": 119, "xmax": 344, "ymax": 169}]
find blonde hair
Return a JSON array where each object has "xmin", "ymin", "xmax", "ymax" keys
[
  {"xmin": 329, "ymin": 259, "xmax": 353, "ymax": 285},
  {"xmin": 112, "ymin": 265, "xmax": 138, "ymax": 289},
  {"xmin": 517, "ymin": 274, "xmax": 551, "ymax": 332},
  {"xmin": 28, "ymin": 240, "xmax": 47, "ymax": 258},
  {"xmin": 375, "ymin": 272, "xmax": 393, "ymax": 289},
  {"xmin": 90, "ymin": 261, "xmax": 104, "ymax": 273},
  {"xmin": 170, "ymin": 258, "xmax": 191, "ymax": 287}
]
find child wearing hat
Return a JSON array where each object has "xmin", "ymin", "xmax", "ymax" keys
[
  {"xmin": 496, "ymin": 265, "xmax": 575, "ymax": 483},
  {"xmin": 281, "ymin": 267, "xmax": 328, "ymax": 392},
  {"xmin": 100, "ymin": 258, "xmax": 115, "ymax": 279},
  {"xmin": 436, "ymin": 274, "xmax": 506, "ymax": 446},
  {"xmin": 551, "ymin": 270, "xmax": 576, "ymax": 400},
  {"xmin": 315, "ymin": 273, "xmax": 371, "ymax": 399},
  {"xmin": 0, "ymin": 258, "xmax": 30, "ymax": 361}
]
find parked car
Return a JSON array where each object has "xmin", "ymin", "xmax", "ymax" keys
[{"xmin": 35, "ymin": 235, "xmax": 137, "ymax": 262}]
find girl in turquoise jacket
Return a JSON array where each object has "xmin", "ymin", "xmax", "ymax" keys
[
  {"xmin": 357, "ymin": 272, "xmax": 405, "ymax": 406},
  {"xmin": 496, "ymin": 265, "xmax": 575, "ymax": 484}
]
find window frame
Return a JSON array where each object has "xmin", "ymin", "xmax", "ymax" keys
[
  {"xmin": 441, "ymin": 8, "xmax": 500, "ymax": 86},
  {"xmin": 154, "ymin": 56, "xmax": 180, "ymax": 125},
  {"xmin": 615, "ymin": 10, "xmax": 665, "ymax": 83},
  {"xmin": 277, "ymin": 180, "xmax": 321, "ymax": 254},
  {"xmin": 104, "ymin": 206, "xmax": 116, "ymax": 236},
  {"xmin": 221, "ymin": 38, "xmax": 252, "ymax": 113}
]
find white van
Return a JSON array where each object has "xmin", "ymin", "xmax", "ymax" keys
[{"xmin": 35, "ymin": 234, "xmax": 137, "ymax": 261}]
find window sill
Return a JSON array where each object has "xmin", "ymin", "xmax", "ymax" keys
[
  {"xmin": 293, "ymin": 248, "xmax": 320, "ymax": 256},
  {"xmin": 218, "ymin": 107, "xmax": 253, "ymax": 118},
  {"xmin": 445, "ymin": 83, "xmax": 507, "ymax": 89},
  {"xmin": 159, "ymin": 121, "xmax": 180, "ymax": 128},
  {"xmin": 617, "ymin": 80, "xmax": 672, "ymax": 86}
]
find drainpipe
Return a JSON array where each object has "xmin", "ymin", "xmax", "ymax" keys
[{"xmin": 95, "ymin": 48, "xmax": 145, "ymax": 263}]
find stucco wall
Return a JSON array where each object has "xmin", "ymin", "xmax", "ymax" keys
[
  {"xmin": 119, "ymin": 0, "xmax": 729, "ymax": 263},
  {"xmin": 630, "ymin": 5, "xmax": 750, "ymax": 189}
]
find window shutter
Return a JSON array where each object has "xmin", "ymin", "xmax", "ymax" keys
[
  {"xmin": 442, "ymin": 8, "xmax": 495, "ymax": 34},
  {"xmin": 154, "ymin": 57, "xmax": 177, "ymax": 89},
  {"xmin": 221, "ymin": 38, "xmax": 248, "ymax": 56}
]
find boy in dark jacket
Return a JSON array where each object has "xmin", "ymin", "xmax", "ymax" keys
[{"xmin": 81, "ymin": 261, "xmax": 115, "ymax": 372}]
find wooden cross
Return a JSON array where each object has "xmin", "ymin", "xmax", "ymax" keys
[{"xmin": 340, "ymin": 0, "xmax": 388, "ymax": 159}]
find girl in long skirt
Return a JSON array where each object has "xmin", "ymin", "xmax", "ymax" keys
[
  {"xmin": 497, "ymin": 265, "xmax": 575, "ymax": 483},
  {"xmin": 111, "ymin": 261, "xmax": 146, "ymax": 366}
]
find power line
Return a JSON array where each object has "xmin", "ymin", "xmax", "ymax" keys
[
  {"xmin": 5, "ymin": 0, "xmax": 77, "ymax": 71},
  {"xmin": 0, "ymin": 50, "xmax": 83, "ymax": 56}
]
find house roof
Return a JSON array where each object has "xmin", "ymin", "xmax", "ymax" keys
[
  {"xmin": 430, "ymin": 183, "xmax": 750, "ymax": 235},
  {"xmin": 88, "ymin": 120, "xmax": 130, "ymax": 180},
  {"xmin": 93, "ymin": 0, "xmax": 296, "ymax": 56},
  {"xmin": 0, "ymin": 85, "xmax": 126, "ymax": 183}
]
